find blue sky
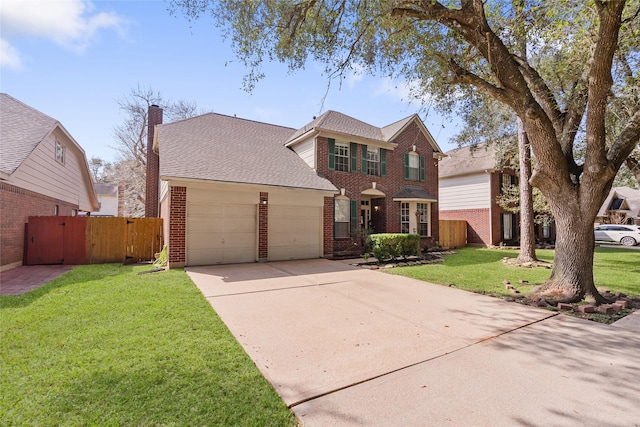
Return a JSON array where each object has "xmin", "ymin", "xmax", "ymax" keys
[{"xmin": 1, "ymin": 0, "xmax": 460, "ymax": 162}]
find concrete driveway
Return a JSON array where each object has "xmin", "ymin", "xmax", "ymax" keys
[{"xmin": 187, "ymin": 259, "xmax": 640, "ymax": 426}]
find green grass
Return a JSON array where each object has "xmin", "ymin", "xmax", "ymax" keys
[
  {"xmin": 389, "ymin": 246, "xmax": 640, "ymax": 298},
  {"xmin": 1, "ymin": 264, "xmax": 295, "ymax": 427}
]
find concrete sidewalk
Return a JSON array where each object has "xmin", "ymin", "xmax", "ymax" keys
[{"xmin": 187, "ymin": 259, "xmax": 640, "ymax": 426}]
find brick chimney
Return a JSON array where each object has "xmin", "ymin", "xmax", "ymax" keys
[
  {"xmin": 117, "ymin": 181, "xmax": 125, "ymax": 217},
  {"xmin": 145, "ymin": 104, "xmax": 163, "ymax": 218}
]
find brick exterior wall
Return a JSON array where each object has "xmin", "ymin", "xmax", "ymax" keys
[
  {"xmin": 117, "ymin": 182, "xmax": 125, "ymax": 217},
  {"xmin": 258, "ymin": 192, "xmax": 268, "ymax": 260},
  {"xmin": 145, "ymin": 105, "xmax": 163, "ymax": 218},
  {"xmin": 168, "ymin": 186, "xmax": 186, "ymax": 267},
  {"xmin": 323, "ymin": 196, "xmax": 334, "ymax": 257},
  {"xmin": 439, "ymin": 170, "xmax": 521, "ymax": 247},
  {"xmin": 317, "ymin": 120, "xmax": 440, "ymax": 255},
  {"xmin": 0, "ymin": 182, "xmax": 78, "ymax": 269}
]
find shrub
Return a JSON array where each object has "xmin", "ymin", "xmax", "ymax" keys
[{"xmin": 368, "ymin": 234, "xmax": 420, "ymax": 262}]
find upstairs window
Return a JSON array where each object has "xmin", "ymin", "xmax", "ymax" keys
[
  {"xmin": 335, "ymin": 143, "xmax": 349, "ymax": 172},
  {"xmin": 55, "ymin": 141, "xmax": 65, "ymax": 164},
  {"xmin": 500, "ymin": 173, "xmax": 516, "ymax": 194},
  {"xmin": 404, "ymin": 152, "xmax": 425, "ymax": 181},
  {"xmin": 408, "ymin": 153, "xmax": 419, "ymax": 181},
  {"xmin": 367, "ymin": 147, "xmax": 380, "ymax": 176}
]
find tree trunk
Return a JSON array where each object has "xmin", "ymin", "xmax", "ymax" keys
[
  {"xmin": 533, "ymin": 195, "xmax": 608, "ymax": 304},
  {"xmin": 516, "ymin": 118, "xmax": 537, "ymax": 262}
]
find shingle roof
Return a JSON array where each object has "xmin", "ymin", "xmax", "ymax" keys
[
  {"xmin": 287, "ymin": 110, "xmax": 385, "ymax": 143},
  {"xmin": 157, "ymin": 113, "xmax": 337, "ymax": 192},
  {"xmin": 597, "ymin": 186, "xmax": 640, "ymax": 218},
  {"xmin": 393, "ymin": 185, "xmax": 437, "ymax": 200},
  {"xmin": 439, "ymin": 143, "xmax": 501, "ymax": 178},
  {"xmin": 94, "ymin": 183, "xmax": 118, "ymax": 195},
  {"xmin": 0, "ymin": 93, "xmax": 58, "ymax": 175}
]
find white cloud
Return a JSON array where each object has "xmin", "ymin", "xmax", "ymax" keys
[
  {"xmin": 373, "ymin": 77, "xmax": 432, "ymax": 104},
  {"xmin": 0, "ymin": 0, "xmax": 124, "ymax": 68},
  {"xmin": 0, "ymin": 38, "xmax": 22, "ymax": 70},
  {"xmin": 345, "ymin": 63, "xmax": 365, "ymax": 89}
]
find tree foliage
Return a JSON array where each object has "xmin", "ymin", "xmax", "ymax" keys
[{"xmin": 172, "ymin": 0, "xmax": 640, "ymax": 303}]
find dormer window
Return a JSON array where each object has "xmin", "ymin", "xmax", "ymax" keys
[{"xmin": 55, "ymin": 141, "xmax": 65, "ymax": 164}]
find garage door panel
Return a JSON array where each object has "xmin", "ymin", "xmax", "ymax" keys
[
  {"xmin": 268, "ymin": 205, "xmax": 321, "ymax": 261},
  {"xmin": 187, "ymin": 201, "xmax": 256, "ymax": 265},
  {"xmin": 189, "ymin": 232, "xmax": 224, "ymax": 249}
]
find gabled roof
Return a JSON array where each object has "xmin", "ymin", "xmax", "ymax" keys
[
  {"xmin": 156, "ymin": 113, "xmax": 336, "ymax": 192},
  {"xmin": 439, "ymin": 143, "xmax": 501, "ymax": 178},
  {"xmin": 287, "ymin": 110, "xmax": 443, "ymax": 153},
  {"xmin": 597, "ymin": 186, "xmax": 640, "ymax": 218},
  {"xmin": 0, "ymin": 93, "xmax": 58, "ymax": 175}
]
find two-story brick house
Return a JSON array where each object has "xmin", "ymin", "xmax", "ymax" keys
[
  {"xmin": 286, "ymin": 111, "xmax": 443, "ymax": 256},
  {"xmin": 149, "ymin": 108, "xmax": 443, "ymax": 267}
]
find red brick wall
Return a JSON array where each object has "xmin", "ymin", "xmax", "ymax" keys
[
  {"xmin": 258, "ymin": 192, "xmax": 268, "ymax": 260},
  {"xmin": 317, "ymin": 120, "xmax": 440, "ymax": 254},
  {"xmin": 439, "ymin": 208, "xmax": 491, "ymax": 246},
  {"xmin": 145, "ymin": 105, "xmax": 163, "ymax": 218},
  {"xmin": 1, "ymin": 182, "xmax": 78, "ymax": 268},
  {"xmin": 323, "ymin": 196, "xmax": 334, "ymax": 257},
  {"xmin": 168, "ymin": 186, "xmax": 186, "ymax": 267}
]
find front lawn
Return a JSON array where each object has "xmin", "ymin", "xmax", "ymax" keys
[
  {"xmin": 0, "ymin": 264, "xmax": 295, "ymax": 426},
  {"xmin": 389, "ymin": 246, "xmax": 640, "ymax": 298}
]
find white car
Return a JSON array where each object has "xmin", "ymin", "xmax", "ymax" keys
[{"xmin": 594, "ymin": 224, "xmax": 640, "ymax": 246}]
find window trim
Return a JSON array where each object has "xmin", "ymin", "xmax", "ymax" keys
[
  {"xmin": 334, "ymin": 142, "xmax": 350, "ymax": 172},
  {"xmin": 417, "ymin": 202, "xmax": 429, "ymax": 237},
  {"xmin": 367, "ymin": 147, "xmax": 380, "ymax": 176},
  {"xmin": 334, "ymin": 197, "xmax": 351, "ymax": 239},
  {"xmin": 55, "ymin": 140, "xmax": 66, "ymax": 164}
]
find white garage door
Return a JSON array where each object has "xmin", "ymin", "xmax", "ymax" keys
[
  {"xmin": 187, "ymin": 202, "xmax": 256, "ymax": 265},
  {"xmin": 269, "ymin": 205, "xmax": 322, "ymax": 261}
]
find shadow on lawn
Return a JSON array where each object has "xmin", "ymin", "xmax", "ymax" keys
[{"xmin": 0, "ymin": 264, "xmax": 137, "ymax": 309}]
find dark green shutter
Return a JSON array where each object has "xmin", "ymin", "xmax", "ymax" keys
[
  {"xmin": 350, "ymin": 142, "xmax": 357, "ymax": 172},
  {"xmin": 350, "ymin": 199, "xmax": 357, "ymax": 236},
  {"xmin": 328, "ymin": 138, "xmax": 335, "ymax": 170},
  {"xmin": 419, "ymin": 156, "xmax": 426, "ymax": 181},
  {"xmin": 380, "ymin": 148, "xmax": 387, "ymax": 177},
  {"xmin": 361, "ymin": 145, "xmax": 368, "ymax": 174},
  {"xmin": 404, "ymin": 153, "xmax": 410, "ymax": 179}
]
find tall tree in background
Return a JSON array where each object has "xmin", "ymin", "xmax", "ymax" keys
[
  {"xmin": 172, "ymin": 0, "xmax": 640, "ymax": 303},
  {"xmin": 112, "ymin": 86, "xmax": 200, "ymax": 216}
]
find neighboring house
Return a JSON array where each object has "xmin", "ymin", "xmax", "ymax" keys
[
  {"xmin": 596, "ymin": 186, "xmax": 640, "ymax": 225},
  {"xmin": 91, "ymin": 183, "xmax": 123, "ymax": 217},
  {"xmin": 439, "ymin": 144, "xmax": 553, "ymax": 246},
  {"xmin": 149, "ymin": 107, "xmax": 443, "ymax": 267},
  {"xmin": 0, "ymin": 93, "xmax": 99, "ymax": 270}
]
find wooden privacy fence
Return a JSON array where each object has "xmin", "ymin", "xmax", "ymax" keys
[
  {"xmin": 26, "ymin": 216, "xmax": 163, "ymax": 265},
  {"xmin": 439, "ymin": 220, "xmax": 467, "ymax": 248}
]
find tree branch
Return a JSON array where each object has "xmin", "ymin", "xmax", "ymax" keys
[
  {"xmin": 607, "ymin": 107, "xmax": 640, "ymax": 170},
  {"xmin": 448, "ymin": 59, "xmax": 509, "ymax": 105},
  {"xmin": 512, "ymin": 54, "xmax": 562, "ymax": 132}
]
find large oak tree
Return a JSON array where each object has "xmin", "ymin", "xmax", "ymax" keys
[{"xmin": 172, "ymin": 0, "xmax": 640, "ymax": 303}]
